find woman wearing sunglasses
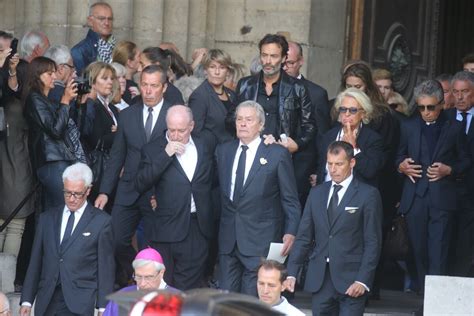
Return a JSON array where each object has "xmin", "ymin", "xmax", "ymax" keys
[{"xmin": 312, "ymin": 88, "xmax": 384, "ymax": 188}]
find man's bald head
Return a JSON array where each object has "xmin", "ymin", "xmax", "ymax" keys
[
  {"xmin": 283, "ymin": 41, "xmax": 304, "ymax": 78},
  {"xmin": 166, "ymin": 105, "xmax": 194, "ymax": 144}
]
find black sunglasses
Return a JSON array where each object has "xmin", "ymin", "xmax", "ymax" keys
[
  {"xmin": 417, "ymin": 105, "xmax": 437, "ymax": 112},
  {"xmin": 338, "ymin": 107, "xmax": 361, "ymax": 115}
]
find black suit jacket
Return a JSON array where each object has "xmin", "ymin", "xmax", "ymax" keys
[
  {"xmin": 188, "ymin": 80, "xmax": 236, "ymax": 148},
  {"xmin": 215, "ymin": 139, "xmax": 301, "ymax": 257},
  {"xmin": 396, "ymin": 112, "xmax": 471, "ymax": 213},
  {"xmin": 100, "ymin": 99, "xmax": 172, "ymax": 206},
  {"xmin": 317, "ymin": 124, "xmax": 385, "ymax": 187},
  {"xmin": 288, "ymin": 178, "xmax": 382, "ymax": 294},
  {"xmin": 86, "ymin": 99, "xmax": 120, "ymax": 150},
  {"xmin": 21, "ymin": 204, "xmax": 114, "ymax": 315},
  {"xmin": 236, "ymin": 71, "xmax": 315, "ymax": 150},
  {"xmin": 300, "ymin": 75, "xmax": 330, "ymax": 137},
  {"xmin": 135, "ymin": 134, "xmax": 214, "ymax": 241}
]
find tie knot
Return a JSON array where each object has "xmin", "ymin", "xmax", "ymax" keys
[
  {"xmin": 241, "ymin": 145, "xmax": 249, "ymax": 152},
  {"xmin": 462, "ymin": 112, "xmax": 468, "ymax": 120},
  {"xmin": 148, "ymin": 107, "xmax": 153, "ymax": 113},
  {"xmin": 333, "ymin": 184, "xmax": 342, "ymax": 193}
]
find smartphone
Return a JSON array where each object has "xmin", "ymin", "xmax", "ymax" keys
[{"xmin": 10, "ymin": 38, "xmax": 18, "ymax": 56}]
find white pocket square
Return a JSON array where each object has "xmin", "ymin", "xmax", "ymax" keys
[
  {"xmin": 82, "ymin": 232, "xmax": 91, "ymax": 236},
  {"xmin": 345, "ymin": 207, "xmax": 359, "ymax": 213}
]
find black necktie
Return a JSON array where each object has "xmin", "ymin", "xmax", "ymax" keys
[
  {"xmin": 461, "ymin": 112, "xmax": 468, "ymax": 135},
  {"xmin": 61, "ymin": 211, "xmax": 75, "ymax": 246},
  {"xmin": 233, "ymin": 145, "xmax": 249, "ymax": 201},
  {"xmin": 145, "ymin": 107, "xmax": 153, "ymax": 141},
  {"xmin": 328, "ymin": 184, "xmax": 343, "ymax": 224}
]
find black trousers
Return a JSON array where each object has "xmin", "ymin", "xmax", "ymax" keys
[
  {"xmin": 147, "ymin": 215, "xmax": 209, "ymax": 290},
  {"xmin": 311, "ymin": 265, "xmax": 367, "ymax": 316},
  {"xmin": 43, "ymin": 285, "xmax": 92, "ymax": 316}
]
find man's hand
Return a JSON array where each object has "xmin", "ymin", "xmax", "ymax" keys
[
  {"xmin": 309, "ymin": 174, "xmax": 317, "ymax": 187},
  {"xmin": 345, "ymin": 282, "xmax": 366, "ymax": 297},
  {"xmin": 95, "ymin": 194, "xmax": 108, "ymax": 210},
  {"xmin": 98, "ymin": 311, "xmax": 104, "ymax": 316},
  {"xmin": 342, "ymin": 122, "xmax": 358, "ymax": 148},
  {"xmin": 278, "ymin": 136, "xmax": 298, "ymax": 153},
  {"xmin": 398, "ymin": 158, "xmax": 422, "ymax": 183},
  {"xmin": 150, "ymin": 195, "xmax": 157, "ymax": 210},
  {"xmin": 19, "ymin": 306, "xmax": 32, "ymax": 316},
  {"xmin": 129, "ymin": 86, "xmax": 140, "ymax": 98},
  {"xmin": 427, "ymin": 162, "xmax": 452, "ymax": 182},
  {"xmin": 61, "ymin": 79, "xmax": 78, "ymax": 104},
  {"xmin": 8, "ymin": 52, "xmax": 19, "ymax": 72},
  {"xmin": 285, "ymin": 276, "xmax": 296, "ymax": 293},
  {"xmin": 165, "ymin": 141, "xmax": 186, "ymax": 156},
  {"xmin": 281, "ymin": 234, "xmax": 295, "ymax": 256}
]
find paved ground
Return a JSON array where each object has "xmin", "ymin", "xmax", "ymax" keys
[{"xmin": 292, "ymin": 289, "xmax": 424, "ymax": 315}]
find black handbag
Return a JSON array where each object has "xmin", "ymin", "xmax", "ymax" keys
[
  {"xmin": 89, "ymin": 139, "xmax": 109, "ymax": 186},
  {"xmin": 383, "ymin": 214, "xmax": 412, "ymax": 261}
]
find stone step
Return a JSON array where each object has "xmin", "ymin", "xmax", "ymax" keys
[
  {"xmin": 6, "ymin": 292, "xmax": 21, "ymax": 316},
  {"xmin": 424, "ymin": 275, "xmax": 474, "ymax": 315},
  {"xmin": 0, "ymin": 253, "xmax": 16, "ymax": 293}
]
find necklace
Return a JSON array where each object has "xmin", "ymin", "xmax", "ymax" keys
[{"xmin": 215, "ymin": 90, "xmax": 225, "ymax": 96}]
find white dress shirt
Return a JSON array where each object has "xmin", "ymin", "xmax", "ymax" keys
[
  {"xmin": 272, "ymin": 297, "xmax": 305, "ymax": 316},
  {"xmin": 60, "ymin": 202, "xmax": 87, "ymax": 243},
  {"xmin": 168, "ymin": 135, "xmax": 198, "ymax": 213},
  {"xmin": 456, "ymin": 107, "xmax": 474, "ymax": 134},
  {"xmin": 230, "ymin": 137, "xmax": 261, "ymax": 200},
  {"xmin": 143, "ymin": 99, "xmax": 164, "ymax": 132}
]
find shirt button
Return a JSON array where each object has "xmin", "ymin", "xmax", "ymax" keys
[
  {"xmin": 59, "ymin": 259, "xmax": 64, "ymax": 262},
  {"xmin": 329, "ymin": 235, "xmax": 333, "ymax": 239},
  {"xmin": 266, "ymin": 113, "xmax": 269, "ymax": 116}
]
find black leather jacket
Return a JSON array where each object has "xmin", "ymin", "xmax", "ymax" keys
[
  {"xmin": 236, "ymin": 70, "xmax": 316, "ymax": 149},
  {"xmin": 26, "ymin": 91, "xmax": 75, "ymax": 169}
]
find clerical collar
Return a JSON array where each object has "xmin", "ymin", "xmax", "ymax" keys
[{"xmin": 425, "ymin": 121, "xmax": 436, "ymax": 126}]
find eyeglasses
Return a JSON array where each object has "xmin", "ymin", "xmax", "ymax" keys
[
  {"xmin": 452, "ymin": 89, "xmax": 471, "ymax": 97},
  {"xmin": 417, "ymin": 105, "xmax": 437, "ymax": 112},
  {"xmin": 61, "ymin": 63, "xmax": 75, "ymax": 70},
  {"xmin": 338, "ymin": 107, "xmax": 361, "ymax": 115},
  {"xmin": 63, "ymin": 189, "xmax": 88, "ymax": 199},
  {"xmin": 133, "ymin": 272, "xmax": 159, "ymax": 283},
  {"xmin": 93, "ymin": 16, "xmax": 114, "ymax": 22}
]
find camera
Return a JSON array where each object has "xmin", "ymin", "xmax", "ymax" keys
[{"xmin": 74, "ymin": 76, "xmax": 91, "ymax": 95}]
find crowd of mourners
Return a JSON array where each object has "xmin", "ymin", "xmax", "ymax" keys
[{"xmin": 1, "ymin": 1, "xmax": 474, "ymax": 315}]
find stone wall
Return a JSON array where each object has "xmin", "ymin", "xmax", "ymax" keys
[{"xmin": 0, "ymin": 0, "xmax": 348, "ymax": 96}]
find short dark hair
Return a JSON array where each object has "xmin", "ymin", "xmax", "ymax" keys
[
  {"xmin": 142, "ymin": 47, "xmax": 171, "ymax": 71},
  {"xmin": 435, "ymin": 73, "xmax": 452, "ymax": 83},
  {"xmin": 258, "ymin": 34, "xmax": 289, "ymax": 57},
  {"xmin": 462, "ymin": 53, "xmax": 474, "ymax": 65},
  {"xmin": 0, "ymin": 31, "xmax": 13, "ymax": 40},
  {"xmin": 141, "ymin": 64, "xmax": 167, "ymax": 83},
  {"xmin": 258, "ymin": 260, "xmax": 287, "ymax": 283},
  {"xmin": 327, "ymin": 141, "xmax": 354, "ymax": 160}
]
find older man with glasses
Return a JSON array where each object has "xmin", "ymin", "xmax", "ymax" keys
[
  {"xmin": 71, "ymin": 2, "xmax": 116, "ymax": 75},
  {"xmin": 103, "ymin": 248, "xmax": 180, "ymax": 316},
  {"xmin": 396, "ymin": 79, "xmax": 471, "ymax": 293}
]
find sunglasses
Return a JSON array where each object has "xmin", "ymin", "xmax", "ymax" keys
[
  {"xmin": 417, "ymin": 105, "xmax": 437, "ymax": 112},
  {"xmin": 338, "ymin": 107, "xmax": 361, "ymax": 115}
]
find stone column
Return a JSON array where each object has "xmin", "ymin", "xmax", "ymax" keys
[
  {"xmin": 41, "ymin": 0, "xmax": 69, "ymax": 44},
  {"xmin": 162, "ymin": 0, "xmax": 189, "ymax": 55},
  {"xmin": 23, "ymin": 0, "xmax": 42, "ymax": 32},
  {"xmin": 108, "ymin": 0, "xmax": 133, "ymax": 41},
  {"xmin": 68, "ymin": 0, "xmax": 89, "ymax": 48},
  {"xmin": 186, "ymin": 0, "xmax": 208, "ymax": 61},
  {"xmin": 132, "ymin": 0, "xmax": 165, "ymax": 50}
]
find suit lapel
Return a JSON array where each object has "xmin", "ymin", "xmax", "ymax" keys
[
  {"xmin": 320, "ymin": 182, "xmax": 332, "ymax": 229},
  {"xmin": 191, "ymin": 137, "xmax": 204, "ymax": 181},
  {"xmin": 241, "ymin": 141, "xmax": 268, "ymax": 193},
  {"xmin": 150, "ymin": 100, "xmax": 170, "ymax": 141},
  {"xmin": 54, "ymin": 207, "xmax": 63, "ymax": 254},
  {"xmin": 431, "ymin": 120, "xmax": 449, "ymax": 161},
  {"xmin": 411, "ymin": 120, "xmax": 422, "ymax": 162},
  {"xmin": 206, "ymin": 81, "xmax": 227, "ymax": 117},
  {"xmin": 136, "ymin": 104, "xmax": 147, "ymax": 144},
  {"xmin": 61, "ymin": 205, "xmax": 95, "ymax": 253},
  {"xmin": 224, "ymin": 141, "xmax": 240, "ymax": 198},
  {"xmin": 330, "ymin": 179, "xmax": 358, "ymax": 229}
]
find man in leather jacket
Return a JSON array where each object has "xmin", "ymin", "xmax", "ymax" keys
[{"xmin": 236, "ymin": 34, "xmax": 315, "ymax": 156}]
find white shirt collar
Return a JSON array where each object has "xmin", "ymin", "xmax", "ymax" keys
[
  {"xmin": 332, "ymin": 173, "xmax": 353, "ymax": 189},
  {"xmin": 239, "ymin": 136, "xmax": 261, "ymax": 152},
  {"xmin": 63, "ymin": 201, "xmax": 87, "ymax": 217},
  {"xmin": 143, "ymin": 98, "xmax": 164, "ymax": 112}
]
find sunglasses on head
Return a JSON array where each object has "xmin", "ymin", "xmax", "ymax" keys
[
  {"xmin": 417, "ymin": 105, "xmax": 437, "ymax": 112},
  {"xmin": 338, "ymin": 107, "xmax": 361, "ymax": 115}
]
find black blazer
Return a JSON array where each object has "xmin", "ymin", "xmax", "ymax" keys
[
  {"xmin": 236, "ymin": 70, "xmax": 315, "ymax": 149},
  {"xmin": 215, "ymin": 139, "xmax": 301, "ymax": 257},
  {"xmin": 86, "ymin": 99, "xmax": 119, "ymax": 150},
  {"xmin": 135, "ymin": 134, "xmax": 214, "ymax": 242},
  {"xmin": 100, "ymin": 99, "xmax": 172, "ymax": 206},
  {"xmin": 288, "ymin": 178, "xmax": 382, "ymax": 293},
  {"xmin": 317, "ymin": 124, "xmax": 385, "ymax": 188},
  {"xmin": 396, "ymin": 112, "xmax": 471, "ymax": 213},
  {"xmin": 188, "ymin": 80, "xmax": 236, "ymax": 148},
  {"xmin": 300, "ymin": 75, "xmax": 330, "ymax": 138},
  {"xmin": 21, "ymin": 204, "xmax": 114, "ymax": 315}
]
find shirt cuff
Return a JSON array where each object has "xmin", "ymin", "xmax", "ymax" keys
[
  {"xmin": 21, "ymin": 302, "xmax": 32, "ymax": 307},
  {"xmin": 355, "ymin": 281, "xmax": 370, "ymax": 292},
  {"xmin": 354, "ymin": 147, "xmax": 361, "ymax": 155},
  {"xmin": 286, "ymin": 276, "xmax": 296, "ymax": 280},
  {"xmin": 98, "ymin": 308, "xmax": 105, "ymax": 312}
]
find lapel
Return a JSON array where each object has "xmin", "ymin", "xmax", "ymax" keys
[
  {"xmin": 223, "ymin": 140, "xmax": 240, "ymax": 198},
  {"xmin": 278, "ymin": 72, "xmax": 292, "ymax": 114},
  {"xmin": 431, "ymin": 120, "xmax": 450, "ymax": 161},
  {"xmin": 320, "ymin": 182, "xmax": 332, "ymax": 229},
  {"xmin": 330, "ymin": 178, "xmax": 358, "ymax": 229},
  {"xmin": 54, "ymin": 207, "xmax": 63, "ymax": 254},
  {"xmin": 205, "ymin": 81, "xmax": 227, "ymax": 117},
  {"xmin": 150, "ymin": 100, "xmax": 170, "ymax": 142},
  {"xmin": 410, "ymin": 118, "xmax": 422, "ymax": 162},
  {"xmin": 136, "ymin": 103, "xmax": 147, "ymax": 144},
  {"xmin": 241, "ymin": 141, "xmax": 269, "ymax": 194},
  {"xmin": 60, "ymin": 204, "xmax": 95, "ymax": 254}
]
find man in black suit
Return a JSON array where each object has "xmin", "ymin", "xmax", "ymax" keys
[
  {"xmin": 396, "ymin": 79, "xmax": 470, "ymax": 291},
  {"xmin": 215, "ymin": 100, "xmax": 301, "ymax": 295},
  {"xmin": 445, "ymin": 71, "xmax": 474, "ymax": 276},
  {"xmin": 134, "ymin": 105, "xmax": 214, "ymax": 290},
  {"xmin": 283, "ymin": 40, "xmax": 330, "ymax": 205},
  {"xmin": 94, "ymin": 64, "xmax": 172, "ymax": 285},
  {"xmin": 287, "ymin": 141, "xmax": 383, "ymax": 315},
  {"xmin": 20, "ymin": 163, "xmax": 114, "ymax": 316}
]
